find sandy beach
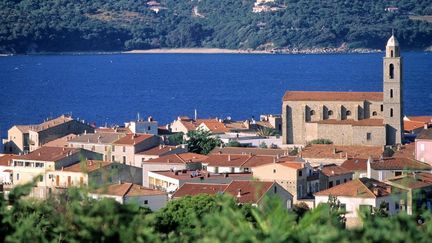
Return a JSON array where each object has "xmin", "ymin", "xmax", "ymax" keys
[{"xmin": 123, "ymin": 48, "xmax": 269, "ymax": 54}]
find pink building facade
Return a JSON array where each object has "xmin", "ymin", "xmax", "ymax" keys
[{"xmin": 415, "ymin": 128, "xmax": 432, "ymax": 165}]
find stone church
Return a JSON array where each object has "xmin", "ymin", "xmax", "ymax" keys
[{"xmin": 282, "ymin": 35, "xmax": 403, "ymax": 146}]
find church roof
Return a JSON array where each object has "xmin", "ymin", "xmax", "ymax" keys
[{"xmin": 283, "ymin": 91, "xmax": 383, "ymax": 102}]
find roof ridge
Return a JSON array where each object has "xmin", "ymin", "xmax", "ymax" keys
[
  {"xmin": 174, "ymin": 153, "xmax": 185, "ymax": 163},
  {"xmin": 358, "ymin": 179, "xmax": 377, "ymax": 198},
  {"xmin": 240, "ymin": 155, "xmax": 255, "ymax": 167},
  {"xmin": 123, "ymin": 183, "xmax": 134, "ymax": 197}
]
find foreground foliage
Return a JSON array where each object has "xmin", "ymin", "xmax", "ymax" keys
[{"xmin": 1, "ymin": 183, "xmax": 432, "ymax": 242}]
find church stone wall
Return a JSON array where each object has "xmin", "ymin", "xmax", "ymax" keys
[
  {"xmin": 352, "ymin": 126, "xmax": 386, "ymax": 146},
  {"xmin": 315, "ymin": 123, "xmax": 353, "ymax": 145}
]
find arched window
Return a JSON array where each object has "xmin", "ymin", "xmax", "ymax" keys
[
  {"xmin": 389, "ymin": 64, "xmax": 394, "ymax": 79},
  {"xmin": 390, "ymin": 108, "xmax": 394, "ymax": 117},
  {"xmin": 372, "ymin": 111, "xmax": 377, "ymax": 116},
  {"xmin": 391, "ymin": 50, "xmax": 394, "ymax": 57},
  {"xmin": 310, "ymin": 110, "xmax": 315, "ymax": 116},
  {"xmin": 328, "ymin": 110, "xmax": 333, "ymax": 116},
  {"xmin": 390, "ymin": 89, "xmax": 393, "ymax": 98},
  {"xmin": 346, "ymin": 110, "xmax": 351, "ymax": 116}
]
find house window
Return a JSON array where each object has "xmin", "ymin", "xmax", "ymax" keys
[
  {"xmin": 92, "ymin": 145, "xmax": 95, "ymax": 151},
  {"xmin": 340, "ymin": 203, "xmax": 346, "ymax": 211},
  {"xmin": 346, "ymin": 110, "xmax": 351, "ymax": 116},
  {"xmin": 16, "ymin": 173, "xmax": 19, "ymax": 181},
  {"xmin": 273, "ymin": 169, "xmax": 277, "ymax": 173},
  {"xmin": 112, "ymin": 155, "xmax": 115, "ymax": 162},
  {"xmin": 389, "ymin": 64, "xmax": 394, "ymax": 79},
  {"xmin": 328, "ymin": 110, "xmax": 333, "ymax": 116},
  {"xmin": 367, "ymin": 133, "xmax": 372, "ymax": 140},
  {"xmin": 123, "ymin": 146, "xmax": 126, "ymax": 152},
  {"xmin": 372, "ymin": 111, "xmax": 377, "ymax": 116},
  {"xmin": 395, "ymin": 201, "xmax": 399, "ymax": 210},
  {"xmin": 329, "ymin": 181, "xmax": 333, "ymax": 188},
  {"xmin": 395, "ymin": 171, "xmax": 402, "ymax": 176},
  {"xmin": 274, "ymin": 186, "xmax": 277, "ymax": 193},
  {"xmin": 122, "ymin": 156, "xmax": 126, "ymax": 164},
  {"xmin": 144, "ymin": 200, "xmax": 148, "ymax": 205},
  {"xmin": 344, "ymin": 178, "xmax": 347, "ymax": 183},
  {"xmin": 105, "ymin": 146, "xmax": 108, "ymax": 152},
  {"xmin": 112, "ymin": 145, "xmax": 115, "ymax": 152},
  {"xmin": 390, "ymin": 89, "xmax": 393, "ymax": 98},
  {"xmin": 380, "ymin": 105, "xmax": 383, "ymax": 112},
  {"xmin": 390, "ymin": 108, "xmax": 394, "ymax": 117},
  {"xmin": 298, "ymin": 170, "xmax": 302, "ymax": 176},
  {"xmin": 40, "ymin": 176, "xmax": 43, "ymax": 182},
  {"xmin": 336, "ymin": 180, "xmax": 340, "ymax": 185},
  {"xmin": 391, "ymin": 50, "xmax": 394, "ymax": 57},
  {"xmin": 148, "ymin": 126, "xmax": 151, "ymax": 131}
]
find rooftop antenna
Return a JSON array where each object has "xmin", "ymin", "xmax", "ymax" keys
[
  {"xmin": 137, "ymin": 112, "xmax": 140, "ymax": 121},
  {"xmin": 392, "ymin": 28, "xmax": 394, "ymax": 36},
  {"xmin": 194, "ymin": 109, "xmax": 197, "ymax": 121}
]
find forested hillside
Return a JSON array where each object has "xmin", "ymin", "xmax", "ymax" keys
[{"xmin": 1, "ymin": 0, "xmax": 431, "ymax": 53}]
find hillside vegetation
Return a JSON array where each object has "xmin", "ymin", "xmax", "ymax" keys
[{"xmin": 0, "ymin": 0, "xmax": 431, "ymax": 53}]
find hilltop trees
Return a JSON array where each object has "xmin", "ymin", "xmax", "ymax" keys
[{"xmin": 1, "ymin": 0, "xmax": 432, "ymax": 53}]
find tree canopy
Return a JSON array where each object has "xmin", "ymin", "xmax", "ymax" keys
[{"xmin": 1, "ymin": 0, "xmax": 431, "ymax": 53}]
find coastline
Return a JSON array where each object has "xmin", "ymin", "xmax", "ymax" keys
[{"xmin": 123, "ymin": 47, "xmax": 382, "ymax": 55}]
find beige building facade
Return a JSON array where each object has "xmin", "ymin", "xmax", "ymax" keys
[{"xmin": 282, "ymin": 35, "xmax": 403, "ymax": 146}]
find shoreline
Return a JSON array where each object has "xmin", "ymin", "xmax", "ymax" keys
[{"xmin": 1, "ymin": 47, "xmax": 431, "ymax": 56}]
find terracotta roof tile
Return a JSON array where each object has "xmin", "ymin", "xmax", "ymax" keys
[
  {"xmin": 172, "ymin": 183, "xmax": 227, "ymax": 198},
  {"xmin": 404, "ymin": 120, "xmax": 426, "ymax": 132},
  {"xmin": 370, "ymin": 157, "xmax": 431, "ymax": 171},
  {"xmin": 15, "ymin": 147, "xmax": 80, "ymax": 162},
  {"xmin": 315, "ymin": 178, "xmax": 390, "ymax": 198},
  {"xmin": 210, "ymin": 147, "xmax": 290, "ymax": 156},
  {"xmin": 406, "ymin": 116, "xmax": 432, "ymax": 124},
  {"xmin": 386, "ymin": 173, "xmax": 432, "ymax": 189},
  {"xmin": 138, "ymin": 145, "xmax": 178, "ymax": 156},
  {"xmin": 69, "ymin": 133, "xmax": 125, "ymax": 144},
  {"xmin": 145, "ymin": 153, "xmax": 208, "ymax": 164},
  {"xmin": 113, "ymin": 134, "xmax": 155, "ymax": 145},
  {"xmin": 321, "ymin": 164, "xmax": 353, "ymax": 177},
  {"xmin": 199, "ymin": 120, "xmax": 229, "ymax": 133},
  {"xmin": 150, "ymin": 170, "xmax": 252, "ymax": 181},
  {"xmin": 0, "ymin": 154, "xmax": 19, "ymax": 166},
  {"xmin": 204, "ymin": 154, "xmax": 292, "ymax": 168},
  {"xmin": 93, "ymin": 183, "xmax": 165, "ymax": 197},
  {"xmin": 301, "ymin": 144, "xmax": 383, "ymax": 159},
  {"xmin": 223, "ymin": 180, "xmax": 274, "ymax": 204},
  {"xmin": 340, "ymin": 158, "xmax": 368, "ymax": 172},
  {"xmin": 283, "ymin": 91, "xmax": 383, "ymax": 102}
]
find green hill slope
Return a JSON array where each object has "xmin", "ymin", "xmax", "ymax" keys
[{"xmin": 1, "ymin": 0, "xmax": 431, "ymax": 53}]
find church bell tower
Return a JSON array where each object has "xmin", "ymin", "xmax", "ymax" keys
[{"xmin": 383, "ymin": 33, "xmax": 403, "ymax": 145}]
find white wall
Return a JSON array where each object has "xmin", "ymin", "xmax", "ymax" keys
[{"xmin": 125, "ymin": 194, "xmax": 168, "ymax": 211}]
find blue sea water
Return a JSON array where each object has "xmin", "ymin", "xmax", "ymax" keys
[{"xmin": 0, "ymin": 52, "xmax": 431, "ymax": 139}]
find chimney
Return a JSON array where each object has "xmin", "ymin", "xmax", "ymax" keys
[
  {"xmin": 38, "ymin": 152, "xmax": 41, "ymax": 156},
  {"xmin": 61, "ymin": 166, "xmax": 64, "ymax": 171},
  {"xmin": 63, "ymin": 147, "xmax": 66, "ymax": 151},
  {"xmin": 224, "ymin": 173, "xmax": 229, "ymax": 178},
  {"xmin": 118, "ymin": 180, "xmax": 122, "ymax": 185},
  {"xmin": 273, "ymin": 157, "xmax": 276, "ymax": 163},
  {"xmin": 237, "ymin": 189, "xmax": 242, "ymax": 198},
  {"xmin": 425, "ymin": 123, "xmax": 429, "ymax": 130},
  {"xmin": 333, "ymin": 148, "xmax": 337, "ymax": 154},
  {"xmin": 97, "ymin": 136, "xmax": 101, "ymax": 143},
  {"xmin": 218, "ymin": 151, "xmax": 222, "ymax": 155},
  {"xmin": 228, "ymin": 154, "xmax": 231, "ymax": 161},
  {"xmin": 367, "ymin": 156, "xmax": 372, "ymax": 179},
  {"xmin": 84, "ymin": 130, "xmax": 87, "ymax": 135},
  {"xmin": 276, "ymin": 154, "xmax": 280, "ymax": 159},
  {"xmin": 345, "ymin": 152, "xmax": 348, "ymax": 159},
  {"xmin": 159, "ymin": 144, "xmax": 162, "ymax": 149},
  {"xmin": 207, "ymin": 173, "xmax": 210, "ymax": 178}
]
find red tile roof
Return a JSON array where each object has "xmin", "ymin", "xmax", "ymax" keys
[
  {"xmin": 0, "ymin": 154, "xmax": 19, "ymax": 166},
  {"xmin": 386, "ymin": 173, "xmax": 432, "ymax": 189},
  {"xmin": 406, "ymin": 116, "xmax": 432, "ymax": 124},
  {"xmin": 404, "ymin": 120, "xmax": 426, "ymax": 132},
  {"xmin": 340, "ymin": 158, "xmax": 368, "ymax": 172},
  {"xmin": 315, "ymin": 178, "xmax": 391, "ymax": 198},
  {"xmin": 370, "ymin": 157, "xmax": 431, "ymax": 171},
  {"xmin": 42, "ymin": 134, "xmax": 77, "ymax": 147},
  {"xmin": 172, "ymin": 180, "xmax": 277, "ymax": 204},
  {"xmin": 321, "ymin": 164, "xmax": 353, "ymax": 177},
  {"xmin": 150, "ymin": 170, "xmax": 252, "ymax": 181},
  {"xmin": 93, "ymin": 183, "xmax": 165, "ymax": 197},
  {"xmin": 279, "ymin": 161, "xmax": 305, "ymax": 170},
  {"xmin": 204, "ymin": 154, "xmax": 294, "ymax": 168},
  {"xmin": 145, "ymin": 153, "xmax": 208, "ymax": 164},
  {"xmin": 283, "ymin": 91, "xmax": 383, "ymax": 102},
  {"xmin": 224, "ymin": 180, "xmax": 274, "ymax": 204},
  {"xmin": 301, "ymin": 144, "xmax": 383, "ymax": 159},
  {"xmin": 15, "ymin": 147, "xmax": 80, "ymax": 162},
  {"xmin": 113, "ymin": 134, "xmax": 154, "ymax": 145},
  {"xmin": 210, "ymin": 147, "xmax": 290, "ymax": 156},
  {"xmin": 172, "ymin": 183, "xmax": 227, "ymax": 198},
  {"xmin": 198, "ymin": 120, "xmax": 229, "ymax": 133},
  {"xmin": 138, "ymin": 145, "xmax": 179, "ymax": 156}
]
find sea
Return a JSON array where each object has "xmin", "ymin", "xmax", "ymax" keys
[{"xmin": 0, "ymin": 52, "xmax": 431, "ymax": 141}]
